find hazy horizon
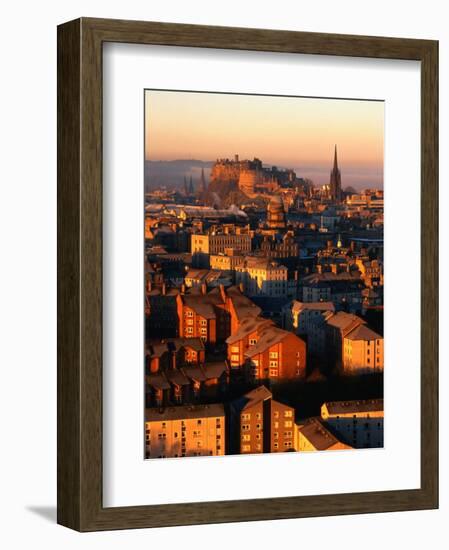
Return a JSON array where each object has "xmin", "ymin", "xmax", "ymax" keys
[{"xmin": 145, "ymin": 90, "xmax": 384, "ymax": 189}]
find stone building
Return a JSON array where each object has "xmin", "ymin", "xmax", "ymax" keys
[
  {"xmin": 145, "ymin": 404, "xmax": 225, "ymax": 459},
  {"xmin": 342, "ymin": 324, "xmax": 384, "ymax": 374},
  {"xmin": 321, "ymin": 399, "xmax": 384, "ymax": 448},
  {"xmin": 176, "ymin": 284, "xmax": 261, "ymax": 345},
  {"xmin": 267, "ymin": 195, "xmax": 287, "ymax": 229},
  {"xmin": 229, "ymin": 386, "xmax": 295, "ymax": 454},
  {"xmin": 242, "ymin": 324, "xmax": 307, "ymax": 381}
]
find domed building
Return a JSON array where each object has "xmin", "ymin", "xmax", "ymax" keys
[{"xmin": 267, "ymin": 195, "xmax": 286, "ymax": 230}]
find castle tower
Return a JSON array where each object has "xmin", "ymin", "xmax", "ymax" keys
[
  {"xmin": 188, "ymin": 175, "xmax": 194, "ymax": 195},
  {"xmin": 183, "ymin": 175, "xmax": 189, "ymax": 196},
  {"xmin": 329, "ymin": 145, "xmax": 342, "ymax": 202}
]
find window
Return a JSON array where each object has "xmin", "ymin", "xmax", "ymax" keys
[
  {"xmin": 274, "ymin": 411, "xmax": 279, "ymax": 419},
  {"xmin": 186, "ymin": 311, "xmax": 193, "ymax": 317},
  {"xmin": 249, "ymin": 338, "xmax": 257, "ymax": 345},
  {"xmin": 256, "ymin": 412, "xmax": 262, "ymax": 420},
  {"xmin": 284, "ymin": 441, "xmax": 293, "ymax": 448},
  {"xmin": 273, "ymin": 443, "xmax": 279, "ymax": 449},
  {"xmin": 284, "ymin": 410, "xmax": 293, "ymax": 418},
  {"xmin": 231, "ymin": 346, "xmax": 239, "ymax": 353},
  {"xmin": 242, "ymin": 444, "xmax": 251, "ymax": 452},
  {"xmin": 284, "ymin": 421, "xmax": 293, "ymax": 428},
  {"xmin": 273, "ymin": 432, "xmax": 279, "ymax": 439},
  {"xmin": 269, "ymin": 361, "xmax": 278, "ymax": 368},
  {"xmin": 242, "ymin": 434, "xmax": 251, "ymax": 441},
  {"xmin": 269, "ymin": 351, "xmax": 278, "ymax": 359},
  {"xmin": 200, "ymin": 319, "xmax": 207, "ymax": 326},
  {"xmin": 274, "ymin": 421, "xmax": 279, "ymax": 429},
  {"xmin": 256, "ymin": 424, "xmax": 262, "ymax": 430},
  {"xmin": 241, "ymin": 413, "xmax": 251, "ymax": 421},
  {"xmin": 200, "ymin": 328, "xmax": 207, "ymax": 335},
  {"xmin": 186, "ymin": 327, "xmax": 193, "ymax": 334},
  {"xmin": 242, "ymin": 424, "xmax": 250, "ymax": 431},
  {"xmin": 284, "ymin": 431, "xmax": 293, "ymax": 437},
  {"xmin": 231, "ymin": 354, "xmax": 239, "ymax": 362}
]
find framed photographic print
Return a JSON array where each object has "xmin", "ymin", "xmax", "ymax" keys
[{"xmin": 57, "ymin": 17, "xmax": 438, "ymax": 531}]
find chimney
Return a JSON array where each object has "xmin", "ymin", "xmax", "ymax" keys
[{"xmin": 201, "ymin": 283, "xmax": 207, "ymax": 295}]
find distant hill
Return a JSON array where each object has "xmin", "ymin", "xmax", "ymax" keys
[{"xmin": 144, "ymin": 160, "xmax": 213, "ymax": 191}]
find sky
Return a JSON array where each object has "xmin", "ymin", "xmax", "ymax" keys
[{"xmin": 145, "ymin": 90, "xmax": 384, "ymax": 189}]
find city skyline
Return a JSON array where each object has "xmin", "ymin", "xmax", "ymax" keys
[{"xmin": 145, "ymin": 90, "xmax": 384, "ymax": 189}]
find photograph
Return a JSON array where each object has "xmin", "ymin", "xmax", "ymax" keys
[{"xmin": 143, "ymin": 90, "xmax": 385, "ymax": 459}]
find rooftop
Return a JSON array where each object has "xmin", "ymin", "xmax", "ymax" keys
[
  {"xmin": 326, "ymin": 311, "xmax": 365, "ymax": 330},
  {"xmin": 323, "ymin": 399, "xmax": 384, "ymax": 415},
  {"xmin": 226, "ymin": 316, "xmax": 274, "ymax": 344},
  {"xmin": 345, "ymin": 324, "xmax": 383, "ymax": 341},
  {"xmin": 299, "ymin": 418, "xmax": 344, "ymax": 450},
  {"xmin": 241, "ymin": 385, "xmax": 272, "ymax": 410},
  {"xmin": 145, "ymin": 403, "xmax": 225, "ymax": 422},
  {"xmin": 290, "ymin": 300, "xmax": 336, "ymax": 313}
]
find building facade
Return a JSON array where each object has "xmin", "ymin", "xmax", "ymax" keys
[
  {"xmin": 343, "ymin": 325, "xmax": 384, "ymax": 374},
  {"xmin": 229, "ymin": 386, "xmax": 295, "ymax": 454},
  {"xmin": 145, "ymin": 404, "xmax": 225, "ymax": 458},
  {"xmin": 321, "ymin": 399, "xmax": 384, "ymax": 448}
]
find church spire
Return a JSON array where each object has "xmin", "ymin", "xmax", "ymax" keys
[
  {"xmin": 333, "ymin": 144, "xmax": 338, "ymax": 170},
  {"xmin": 329, "ymin": 144, "xmax": 342, "ymax": 202},
  {"xmin": 200, "ymin": 167, "xmax": 207, "ymax": 193}
]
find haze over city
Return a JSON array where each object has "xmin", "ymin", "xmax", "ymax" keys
[{"xmin": 145, "ymin": 90, "xmax": 384, "ymax": 190}]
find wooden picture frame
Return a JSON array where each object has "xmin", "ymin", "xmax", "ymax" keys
[{"xmin": 57, "ymin": 17, "xmax": 438, "ymax": 531}]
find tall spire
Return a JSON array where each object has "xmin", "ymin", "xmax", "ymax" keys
[
  {"xmin": 333, "ymin": 144, "xmax": 338, "ymax": 170},
  {"xmin": 188, "ymin": 175, "xmax": 194, "ymax": 195},
  {"xmin": 200, "ymin": 167, "xmax": 207, "ymax": 193},
  {"xmin": 329, "ymin": 145, "xmax": 342, "ymax": 202}
]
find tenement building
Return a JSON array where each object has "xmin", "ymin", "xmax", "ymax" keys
[
  {"xmin": 145, "ymin": 404, "xmax": 225, "ymax": 458},
  {"xmin": 229, "ymin": 386, "xmax": 295, "ymax": 454},
  {"xmin": 321, "ymin": 399, "xmax": 384, "ymax": 448},
  {"xmin": 176, "ymin": 284, "xmax": 261, "ymax": 345}
]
